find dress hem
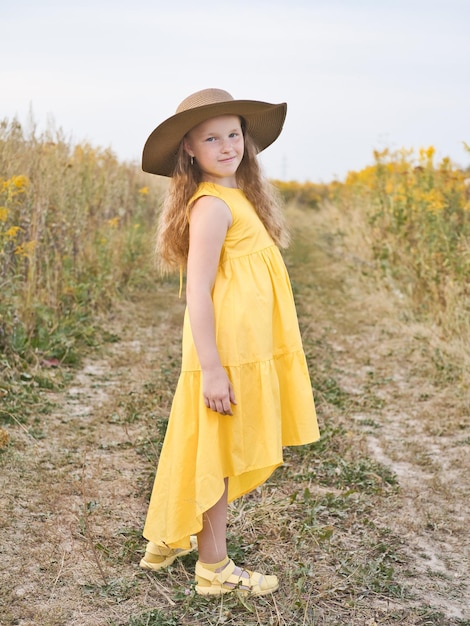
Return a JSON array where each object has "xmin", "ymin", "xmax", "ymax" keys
[{"xmin": 143, "ymin": 460, "xmax": 284, "ymax": 550}]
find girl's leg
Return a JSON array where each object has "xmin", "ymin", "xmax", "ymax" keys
[
  {"xmin": 197, "ymin": 478, "xmax": 228, "ymax": 563},
  {"xmin": 195, "ymin": 477, "xmax": 279, "ymax": 596}
]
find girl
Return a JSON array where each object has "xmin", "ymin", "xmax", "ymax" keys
[{"xmin": 139, "ymin": 88, "xmax": 320, "ymax": 596}]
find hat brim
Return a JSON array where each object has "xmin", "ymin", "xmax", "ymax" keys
[{"xmin": 142, "ymin": 100, "xmax": 287, "ymax": 177}]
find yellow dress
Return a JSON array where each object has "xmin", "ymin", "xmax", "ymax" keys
[{"xmin": 143, "ymin": 182, "xmax": 320, "ymax": 549}]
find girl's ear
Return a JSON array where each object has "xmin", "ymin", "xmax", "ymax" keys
[{"xmin": 183, "ymin": 138, "xmax": 193, "ymax": 157}]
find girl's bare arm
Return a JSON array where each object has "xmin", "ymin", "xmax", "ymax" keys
[{"xmin": 186, "ymin": 196, "xmax": 237, "ymax": 415}]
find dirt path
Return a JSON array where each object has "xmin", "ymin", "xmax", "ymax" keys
[
  {"xmin": 290, "ymin": 206, "xmax": 470, "ymax": 620},
  {"xmin": 0, "ymin": 290, "xmax": 187, "ymax": 626},
  {"xmin": 1, "ymin": 207, "xmax": 469, "ymax": 625},
  {"xmin": 288, "ymin": 208, "xmax": 470, "ymax": 622}
]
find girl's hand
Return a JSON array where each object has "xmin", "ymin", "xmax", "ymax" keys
[{"xmin": 202, "ymin": 367, "xmax": 237, "ymax": 415}]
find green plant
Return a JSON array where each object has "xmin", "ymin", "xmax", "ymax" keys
[{"xmin": 0, "ymin": 117, "xmax": 165, "ymax": 370}]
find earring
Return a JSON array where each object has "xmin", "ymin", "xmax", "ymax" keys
[{"xmin": 190, "ymin": 156, "xmax": 194, "ymax": 165}]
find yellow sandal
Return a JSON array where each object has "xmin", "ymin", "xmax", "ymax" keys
[
  {"xmin": 195, "ymin": 558, "xmax": 279, "ymax": 596},
  {"xmin": 140, "ymin": 536, "xmax": 197, "ymax": 571}
]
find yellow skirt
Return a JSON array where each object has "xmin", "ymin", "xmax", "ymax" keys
[{"xmin": 143, "ymin": 350, "xmax": 319, "ymax": 549}]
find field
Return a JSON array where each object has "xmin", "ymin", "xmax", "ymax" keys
[{"xmin": 1, "ymin": 124, "xmax": 469, "ymax": 625}]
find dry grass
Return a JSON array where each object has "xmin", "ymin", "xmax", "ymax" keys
[
  {"xmin": 0, "ymin": 118, "xmax": 165, "ymax": 369},
  {"xmin": 324, "ymin": 146, "xmax": 470, "ymax": 339},
  {"xmin": 1, "ymin": 205, "xmax": 469, "ymax": 625}
]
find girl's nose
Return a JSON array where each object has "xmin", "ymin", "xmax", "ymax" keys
[{"xmin": 221, "ymin": 138, "xmax": 232, "ymax": 152}]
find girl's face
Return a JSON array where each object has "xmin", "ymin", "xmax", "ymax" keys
[{"xmin": 183, "ymin": 115, "xmax": 244, "ymax": 187}]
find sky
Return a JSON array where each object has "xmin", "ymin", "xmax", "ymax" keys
[{"xmin": 2, "ymin": 0, "xmax": 469, "ymax": 182}]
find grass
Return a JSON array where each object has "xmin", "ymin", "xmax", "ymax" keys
[
  {"xmin": 1, "ymin": 134, "xmax": 470, "ymax": 624},
  {"xmin": 2, "ymin": 257, "xmax": 469, "ymax": 625},
  {"xmin": 0, "ymin": 117, "xmax": 165, "ymax": 372},
  {"xmin": 325, "ymin": 145, "xmax": 470, "ymax": 337}
]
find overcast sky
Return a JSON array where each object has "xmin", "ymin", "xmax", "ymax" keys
[{"xmin": 2, "ymin": 0, "xmax": 469, "ymax": 182}]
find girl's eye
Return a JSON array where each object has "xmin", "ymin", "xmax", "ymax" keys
[
  {"xmin": 205, "ymin": 136, "xmax": 216, "ymax": 142},
  {"xmin": 229, "ymin": 132, "xmax": 239, "ymax": 138}
]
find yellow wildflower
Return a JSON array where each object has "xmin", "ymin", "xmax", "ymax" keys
[
  {"xmin": 418, "ymin": 146, "xmax": 435, "ymax": 168},
  {"xmin": 345, "ymin": 165, "xmax": 377, "ymax": 189},
  {"xmin": 14, "ymin": 240, "xmax": 36, "ymax": 258},
  {"xmin": 425, "ymin": 146, "xmax": 435, "ymax": 160},
  {"xmin": 385, "ymin": 180, "xmax": 395, "ymax": 195},
  {"xmin": 0, "ymin": 207, "xmax": 9, "ymax": 222},
  {"xmin": 107, "ymin": 217, "xmax": 120, "ymax": 228},
  {"xmin": 422, "ymin": 189, "xmax": 446, "ymax": 212},
  {"xmin": 5, "ymin": 226, "xmax": 22, "ymax": 239},
  {"xmin": 373, "ymin": 148, "xmax": 389, "ymax": 161},
  {"xmin": 439, "ymin": 157, "xmax": 451, "ymax": 171},
  {"xmin": 138, "ymin": 186, "xmax": 149, "ymax": 195},
  {"xmin": 12, "ymin": 175, "xmax": 29, "ymax": 190}
]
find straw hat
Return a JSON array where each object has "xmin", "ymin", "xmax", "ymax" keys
[{"xmin": 142, "ymin": 88, "xmax": 287, "ymax": 177}]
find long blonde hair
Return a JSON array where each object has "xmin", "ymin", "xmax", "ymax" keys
[{"xmin": 155, "ymin": 124, "xmax": 289, "ymax": 272}]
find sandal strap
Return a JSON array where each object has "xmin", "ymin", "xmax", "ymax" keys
[
  {"xmin": 246, "ymin": 571, "xmax": 270, "ymax": 593},
  {"xmin": 196, "ymin": 559, "xmax": 271, "ymax": 592},
  {"xmin": 196, "ymin": 558, "xmax": 237, "ymax": 584}
]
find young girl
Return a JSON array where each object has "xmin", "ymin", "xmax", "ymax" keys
[{"xmin": 139, "ymin": 88, "xmax": 320, "ymax": 596}]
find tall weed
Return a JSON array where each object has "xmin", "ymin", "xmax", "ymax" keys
[
  {"xmin": 329, "ymin": 145, "xmax": 470, "ymax": 336},
  {"xmin": 0, "ymin": 118, "xmax": 164, "ymax": 367}
]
